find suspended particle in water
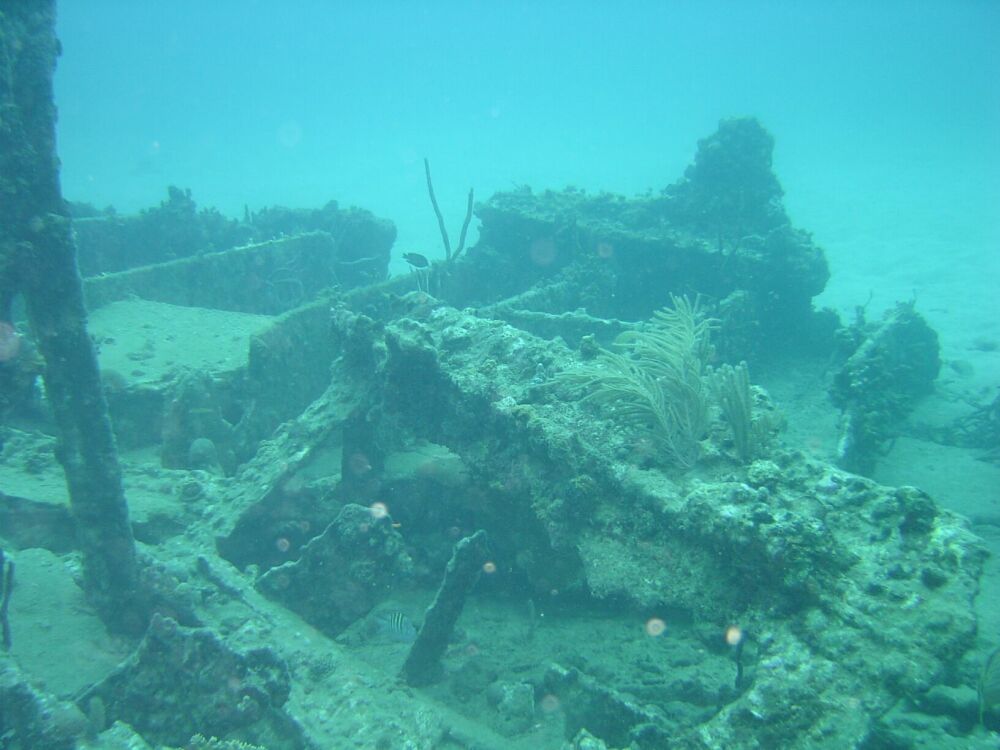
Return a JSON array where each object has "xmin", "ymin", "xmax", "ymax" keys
[
  {"xmin": 539, "ymin": 693, "xmax": 561, "ymax": 714},
  {"xmin": 725, "ymin": 624, "xmax": 744, "ymax": 646},
  {"xmin": 282, "ymin": 473, "xmax": 306, "ymax": 497},
  {"xmin": 482, "ymin": 561, "xmax": 497, "ymax": 574},
  {"xmin": 529, "ymin": 238, "xmax": 557, "ymax": 267},
  {"xmin": 369, "ymin": 502, "xmax": 389, "ymax": 520},
  {"xmin": 276, "ymin": 120, "xmax": 303, "ymax": 149},
  {"xmin": 0, "ymin": 322, "xmax": 21, "ymax": 363},
  {"xmin": 275, "ymin": 537, "xmax": 291, "ymax": 553},
  {"xmin": 596, "ymin": 241, "xmax": 615, "ymax": 259},
  {"xmin": 644, "ymin": 617, "xmax": 667, "ymax": 637}
]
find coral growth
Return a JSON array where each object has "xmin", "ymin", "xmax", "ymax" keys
[{"xmin": 558, "ymin": 296, "xmax": 716, "ymax": 467}]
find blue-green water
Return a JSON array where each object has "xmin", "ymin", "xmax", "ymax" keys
[{"xmin": 55, "ymin": 1, "xmax": 999, "ymax": 307}]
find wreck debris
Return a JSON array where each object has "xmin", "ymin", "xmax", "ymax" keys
[
  {"xmin": 831, "ymin": 301, "xmax": 941, "ymax": 475},
  {"xmin": 403, "ymin": 530, "xmax": 490, "ymax": 686},
  {"xmin": 256, "ymin": 503, "xmax": 413, "ymax": 638},
  {"xmin": 0, "ymin": 660, "xmax": 88, "ymax": 750},
  {"xmin": 0, "ymin": 0, "xmax": 150, "ymax": 633},
  {"xmin": 78, "ymin": 613, "xmax": 295, "ymax": 748},
  {"xmin": 0, "ymin": 547, "xmax": 13, "ymax": 650}
]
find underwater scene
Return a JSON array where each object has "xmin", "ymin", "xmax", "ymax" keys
[{"xmin": 1, "ymin": 2, "xmax": 999, "ymax": 749}]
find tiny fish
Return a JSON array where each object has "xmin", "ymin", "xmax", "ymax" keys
[
  {"xmin": 372, "ymin": 611, "xmax": 417, "ymax": 644},
  {"xmin": 402, "ymin": 252, "xmax": 430, "ymax": 269}
]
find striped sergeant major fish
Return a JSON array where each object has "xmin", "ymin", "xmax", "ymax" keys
[{"xmin": 371, "ymin": 610, "xmax": 418, "ymax": 644}]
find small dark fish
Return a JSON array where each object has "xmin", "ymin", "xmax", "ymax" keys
[
  {"xmin": 372, "ymin": 611, "xmax": 417, "ymax": 644},
  {"xmin": 402, "ymin": 252, "xmax": 430, "ymax": 269}
]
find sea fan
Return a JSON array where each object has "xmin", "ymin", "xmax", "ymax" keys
[{"xmin": 558, "ymin": 295, "xmax": 716, "ymax": 468}]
